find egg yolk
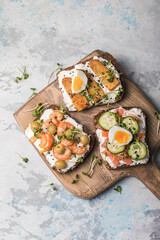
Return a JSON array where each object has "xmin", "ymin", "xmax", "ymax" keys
[
  {"xmin": 73, "ymin": 76, "xmax": 83, "ymax": 91},
  {"xmin": 114, "ymin": 131, "xmax": 130, "ymax": 144}
]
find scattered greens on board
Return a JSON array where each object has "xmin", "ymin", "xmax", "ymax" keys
[
  {"xmin": 82, "ymin": 155, "xmax": 102, "ymax": 177},
  {"xmin": 71, "ymin": 174, "xmax": 96, "ymax": 194}
]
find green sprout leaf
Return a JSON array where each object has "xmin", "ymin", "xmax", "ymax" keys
[
  {"xmin": 40, "ymin": 183, "xmax": 56, "ymax": 191},
  {"xmin": 16, "ymin": 152, "xmax": 29, "ymax": 163},
  {"xmin": 14, "ymin": 66, "xmax": 29, "ymax": 83},
  {"xmin": 60, "ymin": 106, "xmax": 67, "ymax": 115},
  {"xmin": 48, "ymin": 63, "xmax": 63, "ymax": 85},
  {"xmin": 114, "ymin": 186, "xmax": 122, "ymax": 194},
  {"xmin": 29, "ymin": 88, "xmax": 37, "ymax": 99},
  {"xmin": 154, "ymin": 111, "xmax": 160, "ymax": 120}
]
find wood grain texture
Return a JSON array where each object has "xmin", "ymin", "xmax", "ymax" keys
[{"xmin": 14, "ymin": 50, "xmax": 160, "ymax": 200}]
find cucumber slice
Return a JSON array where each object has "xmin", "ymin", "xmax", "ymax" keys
[
  {"xmin": 107, "ymin": 140, "xmax": 125, "ymax": 154},
  {"xmin": 98, "ymin": 112, "xmax": 118, "ymax": 130},
  {"xmin": 128, "ymin": 141, "xmax": 147, "ymax": 160},
  {"xmin": 122, "ymin": 117, "xmax": 139, "ymax": 134}
]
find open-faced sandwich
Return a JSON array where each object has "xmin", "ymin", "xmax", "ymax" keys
[
  {"xmin": 57, "ymin": 55, "xmax": 123, "ymax": 111},
  {"xmin": 94, "ymin": 107, "xmax": 149, "ymax": 169},
  {"xmin": 25, "ymin": 105, "xmax": 94, "ymax": 173}
]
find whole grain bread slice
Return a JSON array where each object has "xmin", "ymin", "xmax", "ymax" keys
[
  {"xmin": 93, "ymin": 107, "xmax": 148, "ymax": 170},
  {"xmin": 56, "ymin": 52, "xmax": 124, "ymax": 112},
  {"xmin": 29, "ymin": 104, "xmax": 95, "ymax": 173}
]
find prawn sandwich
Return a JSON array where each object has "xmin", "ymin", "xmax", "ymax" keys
[
  {"xmin": 25, "ymin": 105, "xmax": 94, "ymax": 173},
  {"xmin": 94, "ymin": 107, "xmax": 149, "ymax": 169},
  {"xmin": 57, "ymin": 54, "xmax": 124, "ymax": 112}
]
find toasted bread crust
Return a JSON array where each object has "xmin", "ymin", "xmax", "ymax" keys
[
  {"xmin": 32, "ymin": 105, "xmax": 95, "ymax": 173},
  {"xmin": 93, "ymin": 107, "xmax": 147, "ymax": 170},
  {"xmin": 57, "ymin": 52, "xmax": 124, "ymax": 111}
]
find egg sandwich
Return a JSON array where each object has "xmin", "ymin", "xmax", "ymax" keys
[{"xmin": 57, "ymin": 55, "xmax": 124, "ymax": 111}]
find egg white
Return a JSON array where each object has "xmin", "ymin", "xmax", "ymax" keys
[
  {"xmin": 71, "ymin": 69, "xmax": 88, "ymax": 94},
  {"xmin": 109, "ymin": 126, "xmax": 133, "ymax": 146}
]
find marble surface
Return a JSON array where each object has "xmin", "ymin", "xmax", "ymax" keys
[{"xmin": 0, "ymin": 0, "xmax": 160, "ymax": 239}]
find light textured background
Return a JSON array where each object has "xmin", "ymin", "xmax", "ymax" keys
[{"xmin": 0, "ymin": 1, "xmax": 160, "ymax": 240}]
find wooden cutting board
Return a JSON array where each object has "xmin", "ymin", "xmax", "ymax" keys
[{"xmin": 14, "ymin": 50, "xmax": 160, "ymax": 200}]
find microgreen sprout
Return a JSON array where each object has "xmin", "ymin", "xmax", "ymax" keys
[
  {"xmin": 14, "ymin": 66, "xmax": 29, "ymax": 83},
  {"xmin": 102, "ymin": 94, "xmax": 108, "ymax": 100},
  {"xmin": 33, "ymin": 127, "xmax": 42, "ymax": 138},
  {"xmin": 40, "ymin": 183, "xmax": 56, "ymax": 191},
  {"xmin": 48, "ymin": 63, "xmax": 63, "ymax": 85},
  {"xmin": 16, "ymin": 152, "xmax": 29, "ymax": 163},
  {"xmin": 60, "ymin": 106, "xmax": 67, "ymax": 115},
  {"xmin": 82, "ymin": 155, "xmax": 102, "ymax": 178},
  {"xmin": 29, "ymin": 88, "xmax": 37, "ymax": 99},
  {"xmin": 114, "ymin": 186, "xmax": 122, "ymax": 194},
  {"xmin": 23, "ymin": 102, "xmax": 49, "ymax": 115},
  {"xmin": 100, "ymin": 69, "xmax": 114, "ymax": 82},
  {"xmin": 114, "ymin": 88, "xmax": 123, "ymax": 101},
  {"xmin": 154, "ymin": 111, "xmax": 160, "ymax": 134},
  {"xmin": 71, "ymin": 174, "xmax": 96, "ymax": 194}
]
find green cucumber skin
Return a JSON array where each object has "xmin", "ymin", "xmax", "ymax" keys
[
  {"xmin": 128, "ymin": 142, "xmax": 147, "ymax": 160},
  {"xmin": 98, "ymin": 112, "xmax": 118, "ymax": 131},
  {"xmin": 106, "ymin": 140, "xmax": 125, "ymax": 154},
  {"xmin": 122, "ymin": 117, "xmax": 139, "ymax": 134}
]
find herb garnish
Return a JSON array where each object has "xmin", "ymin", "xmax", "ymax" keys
[
  {"xmin": 60, "ymin": 106, "xmax": 67, "ymax": 115},
  {"xmin": 34, "ymin": 127, "xmax": 42, "ymax": 138},
  {"xmin": 23, "ymin": 102, "xmax": 49, "ymax": 115},
  {"xmin": 154, "ymin": 111, "xmax": 160, "ymax": 134},
  {"xmin": 80, "ymin": 89, "xmax": 87, "ymax": 96},
  {"xmin": 29, "ymin": 88, "xmax": 37, "ymax": 99},
  {"xmin": 102, "ymin": 94, "xmax": 108, "ymax": 100},
  {"xmin": 114, "ymin": 185, "xmax": 122, "ymax": 194},
  {"xmin": 37, "ymin": 119, "xmax": 44, "ymax": 124},
  {"xmin": 71, "ymin": 174, "xmax": 96, "ymax": 194},
  {"xmin": 58, "ymin": 127, "xmax": 80, "ymax": 142},
  {"xmin": 100, "ymin": 69, "xmax": 115, "ymax": 82},
  {"xmin": 82, "ymin": 155, "xmax": 102, "ymax": 178},
  {"xmin": 105, "ymin": 60, "xmax": 111, "ymax": 66},
  {"xmin": 32, "ymin": 103, "xmax": 48, "ymax": 117},
  {"xmin": 115, "ymin": 88, "xmax": 123, "ymax": 101},
  {"xmin": 48, "ymin": 63, "xmax": 63, "ymax": 85},
  {"xmin": 86, "ymin": 94, "xmax": 93, "ymax": 102},
  {"xmin": 40, "ymin": 183, "xmax": 56, "ymax": 191},
  {"xmin": 78, "ymin": 157, "xmax": 83, "ymax": 162},
  {"xmin": 14, "ymin": 66, "xmax": 29, "ymax": 83},
  {"xmin": 16, "ymin": 152, "xmax": 29, "ymax": 163}
]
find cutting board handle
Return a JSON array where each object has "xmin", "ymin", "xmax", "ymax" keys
[{"xmin": 134, "ymin": 140, "xmax": 160, "ymax": 200}]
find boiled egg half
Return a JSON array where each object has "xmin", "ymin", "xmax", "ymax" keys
[
  {"xmin": 109, "ymin": 126, "xmax": 132, "ymax": 146},
  {"xmin": 71, "ymin": 70, "xmax": 88, "ymax": 94}
]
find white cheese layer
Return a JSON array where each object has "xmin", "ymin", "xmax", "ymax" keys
[
  {"xmin": 25, "ymin": 109, "xmax": 90, "ymax": 173},
  {"xmin": 96, "ymin": 107, "xmax": 149, "ymax": 169},
  {"xmin": 57, "ymin": 56, "xmax": 123, "ymax": 111}
]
